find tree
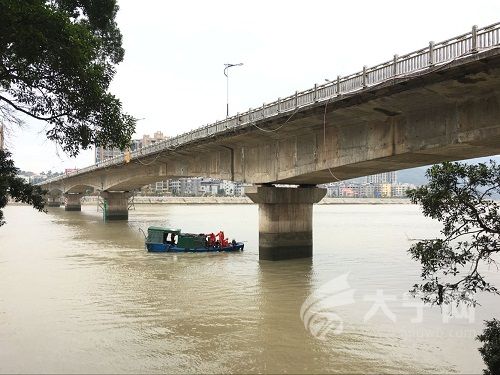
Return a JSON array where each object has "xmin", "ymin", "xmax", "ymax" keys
[
  {"xmin": 0, "ymin": 0, "xmax": 135, "ymax": 224},
  {"xmin": 477, "ymin": 319, "xmax": 500, "ymax": 375},
  {"xmin": 0, "ymin": 149, "xmax": 46, "ymax": 226},
  {"xmin": 407, "ymin": 160, "xmax": 500, "ymax": 374},
  {"xmin": 407, "ymin": 161, "xmax": 500, "ymax": 305},
  {"xmin": 0, "ymin": 0, "xmax": 136, "ymax": 155}
]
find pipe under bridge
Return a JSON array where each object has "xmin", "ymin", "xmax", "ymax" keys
[{"xmin": 40, "ymin": 23, "xmax": 500, "ymax": 260}]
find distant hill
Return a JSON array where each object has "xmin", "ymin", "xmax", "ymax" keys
[
  {"xmin": 397, "ymin": 166, "xmax": 429, "ymax": 185},
  {"xmin": 397, "ymin": 155, "xmax": 500, "ymax": 185}
]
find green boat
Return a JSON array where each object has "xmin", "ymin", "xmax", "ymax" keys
[{"xmin": 145, "ymin": 226, "xmax": 244, "ymax": 253}]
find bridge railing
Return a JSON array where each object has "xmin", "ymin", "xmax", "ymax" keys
[{"xmin": 40, "ymin": 22, "xmax": 500, "ymax": 186}]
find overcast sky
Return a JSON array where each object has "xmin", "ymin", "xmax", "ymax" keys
[{"xmin": 7, "ymin": 0, "xmax": 500, "ymax": 172}]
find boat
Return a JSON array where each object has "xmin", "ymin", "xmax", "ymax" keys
[{"xmin": 145, "ymin": 226, "xmax": 244, "ymax": 253}]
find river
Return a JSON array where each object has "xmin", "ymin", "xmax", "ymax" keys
[{"xmin": 0, "ymin": 204, "xmax": 498, "ymax": 373}]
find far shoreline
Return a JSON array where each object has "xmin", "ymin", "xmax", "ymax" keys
[
  {"xmin": 84, "ymin": 196, "xmax": 414, "ymax": 205},
  {"xmin": 7, "ymin": 196, "xmax": 415, "ymax": 206}
]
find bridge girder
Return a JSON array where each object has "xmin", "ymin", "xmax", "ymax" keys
[{"xmin": 40, "ymin": 49, "xmax": 500, "ymax": 190}]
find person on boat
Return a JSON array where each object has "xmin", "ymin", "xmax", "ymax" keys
[
  {"xmin": 217, "ymin": 231, "xmax": 228, "ymax": 247},
  {"xmin": 206, "ymin": 232, "xmax": 215, "ymax": 247}
]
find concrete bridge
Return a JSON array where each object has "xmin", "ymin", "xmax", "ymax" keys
[{"xmin": 40, "ymin": 23, "xmax": 500, "ymax": 260}]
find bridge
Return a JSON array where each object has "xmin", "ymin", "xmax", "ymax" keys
[{"xmin": 40, "ymin": 23, "xmax": 500, "ymax": 260}]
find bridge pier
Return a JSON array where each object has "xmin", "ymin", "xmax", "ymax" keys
[
  {"xmin": 46, "ymin": 193, "xmax": 62, "ymax": 207},
  {"xmin": 64, "ymin": 193, "xmax": 82, "ymax": 211},
  {"xmin": 100, "ymin": 191, "xmax": 131, "ymax": 220},
  {"xmin": 246, "ymin": 186, "xmax": 326, "ymax": 261}
]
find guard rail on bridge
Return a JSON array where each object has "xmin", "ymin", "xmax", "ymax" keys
[{"xmin": 42, "ymin": 22, "xmax": 500, "ymax": 185}]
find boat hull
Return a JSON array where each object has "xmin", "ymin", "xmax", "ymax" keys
[{"xmin": 146, "ymin": 242, "xmax": 244, "ymax": 253}]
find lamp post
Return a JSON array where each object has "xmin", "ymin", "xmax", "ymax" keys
[{"xmin": 224, "ymin": 63, "xmax": 243, "ymax": 117}]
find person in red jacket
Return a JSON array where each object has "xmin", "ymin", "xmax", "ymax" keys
[
  {"xmin": 217, "ymin": 231, "xmax": 228, "ymax": 247},
  {"xmin": 208, "ymin": 232, "xmax": 216, "ymax": 247}
]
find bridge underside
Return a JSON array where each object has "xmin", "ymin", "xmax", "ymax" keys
[{"xmin": 157, "ymin": 50, "xmax": 500, "ymax": 185}]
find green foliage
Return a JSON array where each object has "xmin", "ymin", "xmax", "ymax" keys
[
  {"xmin": 477, "ymin": 319, "xmax": 500, "ymax": 375},
  {"xmin": 0, "ymin": 150, "xmax": 46, "ymax": 226},
  {"xmin": 0, "ymin": 0, "xmax": 136, "ymax": 155},
  {"xmin": 407, "ymin": 161, "xmax": 500, "ymax": 305}
]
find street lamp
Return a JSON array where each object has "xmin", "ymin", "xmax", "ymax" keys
[{"xmin": 224, "ymin": 63, "xmax": 243, "ymax": 117}]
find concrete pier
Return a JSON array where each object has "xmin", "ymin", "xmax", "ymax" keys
[
  {"xmin": 246, "ymin": 186, "xmax": 326, "ymax": 261},
  {"xmin": 46, "ymin": 194, "xmax": 62, "ymax": 207},
  {"xmin": 64, "ymin": 193, "xmax": 82, "ymax": 211},
  {"xmin": 100, "ymin": 191, "xmax": 131, "ymax": 220}
]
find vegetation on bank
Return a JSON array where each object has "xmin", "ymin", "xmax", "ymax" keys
[
  {"xmin": 408, "ymin": 161, "xmax": 500, "ymax": 374},
  {"xmin": 0, "ymin": 150, "xmax": 45, "ymax": 226}
]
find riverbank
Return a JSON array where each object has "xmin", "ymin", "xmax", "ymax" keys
[
  {"xmin": 8, "ymin": 196, "xmax": 413, "ymax": 206},
  {"xmin": 79, "ymin": 196, "xmax": 413, "ymax": 205}
]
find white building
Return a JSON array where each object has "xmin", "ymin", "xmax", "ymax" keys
[
  {"xmin": 220, "ymin": 180, "xmax": 235, "ymax": 196},
  {"xmin": 200, "ymin": 178, "xmax": 221, "ymax": 196},
  {"xmin": 365, "ymin": 171, "xmax": 397, "ymax": 184},
  {"xmin": 392, "ymin": 183, "xmax": 416, "ymax": 197}
]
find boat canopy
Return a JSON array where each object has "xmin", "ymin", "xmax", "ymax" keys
[
  {"xmin": 147, "ymin": 226, "xmax": 181, "ymax": 233},
  {"xmin": 147, "ymin": 227, "xmax": 181, "ymax": 244},
  {"xmin": 177, "ymin": 233, "xmax": 206, "ymax": 248}
]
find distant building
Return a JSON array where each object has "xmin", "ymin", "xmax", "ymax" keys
[
  {"xmin": 359, "ymin": 183, "xmax": 376, "ymax": 198},
  {"xmin": 365, "ymin": 171, "xmax": 397, "ymax": 184},
  {"xmin": 168, "ymin": 180, "xmax": 182, "ymax": 196},
  {"xmin": 339, "ymin": 183, "xmax": 360, "ymax": 197},
  {"xmin": 180, "ymin": 177, "xmax": 202, "ymax": 196},
  {"xmin": 154, "ymin": 181, "xmax": 170, "ymax": 194},
  {"xmin": 322, "ymin": 182, "xmax": 340, "ymax": 197},
  {"xmin": 220, "ymin": 180, "xmax": 235, "ymax": 196},
  {"xmin": 158, "ymin": 177, "xmax": 250, "ymax": 197},
  {"xmin": 94, "ymin": 145, "xmax": 123, "ymax": 164},
  {"xmin": 200, "ymin": 178, "xmax": 222, "ymax": 196},
  {"xmin": 95, "ymin": 131, "xmax": 168, "ymax": 164},
  {"xmin": 376, "ymin": 183, "xmax": 393, "ymax": 198},
  {"xmin": 234, "ymin": 182, "xmax": 249, "ymax": 196},
  {"xmin": 392, "ymin": 183, "xmax": 416, "ymax": 197},
  {"xmin": 321, "ymin": 177, "xmax": 414, "ymax": 199}
]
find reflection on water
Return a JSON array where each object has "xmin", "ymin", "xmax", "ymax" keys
[{"xmin": 0, "ymin": 204, "xmax": 498, "ymax": 373}]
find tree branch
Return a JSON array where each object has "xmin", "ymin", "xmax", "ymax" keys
[{"xmin": 0, "ymin": 95, "xmax": 68, "ymax": 122}]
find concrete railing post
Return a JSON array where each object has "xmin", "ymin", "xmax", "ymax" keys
[
  {"xmin": 428, "ymin": 41, "xmax": 435, "ymax": 66},
  {"xmin": 393, "ymin": 54, "xmax": 398, "ymax": 77},
  {"xmin": 336, "ymin": 75, "xmax": 341, "ymax": 96},
  {"xmin": 472, "ymin": 25, "xmax": 478, "ymax": 52}
]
